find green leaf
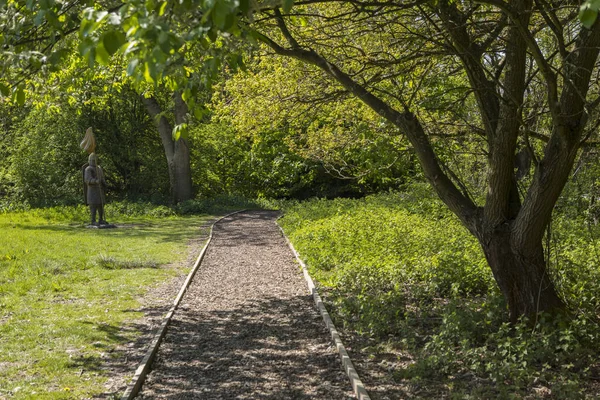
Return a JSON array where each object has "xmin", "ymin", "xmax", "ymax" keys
[
  {"xmin": 580, "ymin": 8, "xmax": 598, "ymax": 29},
  {"xmin": 159, "ymin": 1, "xmax": 168, "ymax": 16},
  {"xmin": 172, "ymin": 123, "xmax": 188, "ymax": 141},
  {"xmin": 158, "ymin": 32, "xmax": 172, "ymax": 54},
  {"xmin": 123, "ymin": 40, "xmax": 140, "ymax": 56},
  {"xmin": 95, "ymin": 11, "xmax": 108, "ymax": 22},
  {"xmin": 103, "ymin": 30, "xmax": 126, "ymax": 55},
  {"xmin": 144, "ymin": 61, "xmax": 157, "ymax": 83},
  {"xmin": 48, "ymin": 48, "xmax": 69, "ymax": 66},
  {"xmin": 0, "ymin": 82, "xmax": 9, "ymax": 97},
  {"xmin": 282, "ymin": 0, "xmax": 294, "ymax": 13},
  {"xmin": 127, "ymin": 58, "xmax": 140, "ymax": 76},
  {"xmin": 95, "ymin": 42, "xmax": 111, "ymax": 65},
  {"xmin": 193, "ymin": 107, "xmax": 205, "ymax": 120},
  {"xmin": 212, "ymin": 0, "xmax": 230, "ymax": 30},
  {"xmin": 239, "ymin": 0, "xmax": 250, "ymax": 15},
  {"xmin": 86, "ymin": 47, "xmax": 96, "ymax": 67},
  {"xmin": 237, "ymin": 54, "xmax": 246, "ymax": 71},
  {"xmin": 146, "ymin": 0, "xmax": 156, "ymax": 12},
  {"xmin": 172, "ymin": 125, "xmax": 181, "ymax": 141},
  {"xmin": 224, "ymin": 13, "xmax": 236, "ymax": 31},
  {"xmin": 14, "ymin": 87, "xmax": 25, "ymax": 106},
  {"xmin": 586, "ymin": 0, "xmax": 600, "ymax": 10},
  {"xmin": 207, "ymin": 27, "xmax": 218, "ymax": 42},
  {"xmin": 152, "ymin": 46, "xmax": 167, "ymax": 64},
  {"xmin": 79, "ymin": 19, "xmax": 98, "ymax": 38},
  {"xmin": 182, "ymin": 88, "xmax": 192, "ymax": 102},
  {"xmin": 34, "ymin": 10, "xmax": 46, "ymax": 26},
  {"xmin": 78, "ymin": 38, "xmax": 93, "ymax": 57},
  {"xmin": 158, "ymin": 31, "xmax": 169, "ymax": 44}
]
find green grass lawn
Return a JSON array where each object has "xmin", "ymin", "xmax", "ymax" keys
[{"xmin": 0, "ymin": 206, "xmax": 212, "ymax": 399}]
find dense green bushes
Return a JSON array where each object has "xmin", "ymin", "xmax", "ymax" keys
[
  {"xmin": 279, "ymin": 184, "xmax": 600, "ymax": 397},
  {"xmin": 280, "ymin": 184, "xmax": 493, "ymax": 334},
  {"xmin": 1, "ymin": 84, "xmax": 171, "ymax": 207}
]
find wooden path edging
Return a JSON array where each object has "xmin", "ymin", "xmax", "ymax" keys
[
  {"xmin": 120, "ymin": 210, "xmax": 245, "ymax": 400},
  {"xmin": 277, "ymin": 222, "xmax": 372, "ymax": 400}
]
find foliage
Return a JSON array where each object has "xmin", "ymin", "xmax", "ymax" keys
[
  {"xmin": 279, "ymin": 185, "xmax": 600, "ymax": 397},
  {"xmin": 174, "ymin": 194, "xmax": 271, "ymax": 215},
  {"xmin": 581, "ymin": 0, "xmax": 600, "ymax": 28},
  {"xmin": 212, "ymin": 54, "xmax": 417, "ymax": 195},
  {"xmin": 2, "ymin": 62, "xmax": 172, "ymax": 206},
  {"xmin": 0, "ymin": 204, "xmax": 211, "ymax": 399},
  {"xmin": 0, "ymin": 0, "xmax": 251, "ymax": 110},
  {"xmin": 77, "ymin": 84, "xmax": 170, "ymax": 201},
  {"xmin": 7, "ymin": 105, "xmax": 85, "ymax": 206},
  {"xmin": 280, "ymin": 184, "xmax": 493, "ymax": 335}
]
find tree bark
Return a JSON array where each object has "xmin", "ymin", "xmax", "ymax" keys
[
  {"xmin": 480, "ymin": 226, "xmax": 565, "ymax": 323},
  {"xmin": 141, "ymin": 92, "xmax": 194, "ymax": 203}
]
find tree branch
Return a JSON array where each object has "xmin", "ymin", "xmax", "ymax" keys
[
  {"xmin": 473, "ymin": 0, "xmax": 561, "ymax": 122},
  {"xmin": 255, "ymin": 28, "xmax": 480, "ymax": 230}
]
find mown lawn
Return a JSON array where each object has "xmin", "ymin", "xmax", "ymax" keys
[
  {"xmin": 0, "ymin": 204, "xmax": 212, "ymax": 399},
  {"xmin": 279, "ymin": 184, "xmax": 600, "ymax": 398}
]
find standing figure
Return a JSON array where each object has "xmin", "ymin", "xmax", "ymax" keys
[{"xmin": 84, "ymin": 153, "xmax": 107, "ymax": 225}]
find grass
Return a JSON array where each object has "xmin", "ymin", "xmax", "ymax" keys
[
  {"xmin": 0, "ymin": 204, "xmax": 213, "ymax": 399},
  {"xmin": 279, "ymin": 184, "xmax": 600, "ymax": 398}
]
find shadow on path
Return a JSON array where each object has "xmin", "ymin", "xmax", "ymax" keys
[
  {"xmin": 211, "ymin": 211, "xmax": 282, "ymax": 248},
  {"xmin": 141, "ymin": 294, "xmax": 352, "ymax": 399}
]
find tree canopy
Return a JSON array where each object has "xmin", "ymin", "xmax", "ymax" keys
[{"xmin": 4, "ymin": 0, "xmax": 600, "ymax": 320}]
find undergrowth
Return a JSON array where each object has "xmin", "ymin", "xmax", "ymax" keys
[{"xmin": 279, "ymin": 183, "xmax": 600, "ymax": 398}]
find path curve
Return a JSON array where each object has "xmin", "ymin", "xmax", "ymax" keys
[{"xmin": 137, "ymin": 210, "xmax": 355, "ymax": 399}]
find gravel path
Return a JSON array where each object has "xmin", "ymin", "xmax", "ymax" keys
[{"xmin": 137, "ymin": 210, "xmax": 355, "ymax": 399}]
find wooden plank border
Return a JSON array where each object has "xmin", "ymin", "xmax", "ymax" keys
[
  {"xmin": 120, "ymin": 210, "xmax": 245, "ymax": 400},
  {"xmin": 277, "ymin": 221, "xmax": 372, "ymax": 400}
]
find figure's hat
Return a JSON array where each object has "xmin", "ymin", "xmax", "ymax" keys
[{"xmin": 80, "ymin": 127, "xmax": 96, "ymax": 154}]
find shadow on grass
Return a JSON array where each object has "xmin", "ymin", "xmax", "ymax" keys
[
  {"xmin": 69, "ymin": 313, "xmax": 173, "ymax": 399},
  {"xmin": 96, "ymin": 255, "xmax": 159, "ymax": 270},
  {"xmin": 8, "ymin": 217, "xmax": 214, "ymax": 245}
]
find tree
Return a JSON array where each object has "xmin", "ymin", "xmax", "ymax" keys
[
  {"xmin": 211, "ymin": 53, "xmax": 416, "ymax": 195},
  {"xmin": 142, "ymin": 90, "xmax": 194, "ymax": 203},
  {"xmin": 93, "ymin": 0, "xmax": 600, "ymax": 321},
  {"xmin": 247, "ymin": 1, "xmax": 600, "ymax": 321},
  {"xmin": 0, "ymin": 1, "xmax": 196, "ymax": 203}
]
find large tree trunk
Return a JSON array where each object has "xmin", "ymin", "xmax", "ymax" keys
[
  {"xmin": 142, "ymin": 92, "xmax": 193, "ymax": 203},
  {"xmin": 480, "ymin": 227, "xmax": 565, "ymax": 323}
]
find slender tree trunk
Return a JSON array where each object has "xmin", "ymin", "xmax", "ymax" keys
[
  {"xmin": 172, "ymin": 92, "xmax": 193, "ymax": 202},
  {"xmin": 142, "ymin": 93, "xmax": 193, "ymax": 203}
]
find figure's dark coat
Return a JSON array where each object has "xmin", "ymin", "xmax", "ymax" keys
[{"xmin": 83, "ymin": 164, "xmax": 106, "ymax": 205}]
